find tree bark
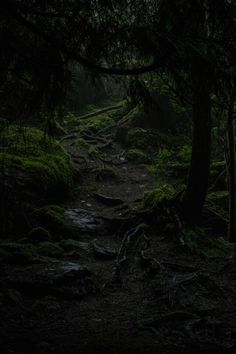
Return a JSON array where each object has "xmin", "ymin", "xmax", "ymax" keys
[
  {"xmin": 226, "ymin": 95, "xmax": 236, "ymax": 242},
  {"xmin": 182, "ymin": 61, "xmax": 212, "ymax": 223}
]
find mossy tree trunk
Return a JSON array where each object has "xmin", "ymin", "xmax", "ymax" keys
[
  {"xmin": 226, "ymin": 93, "xmax": 236, "ymax": 242},
  {"xmin": 182, "ymin": 60, "xmax": 212, "ymax": 223}
]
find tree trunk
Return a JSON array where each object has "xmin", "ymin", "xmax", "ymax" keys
[
  {"xmin": 182, "ymin": 62, "xmax": 212, "ymax": 223},
  {"xmin": 226, "ymin": 95, "xmax": 236, "ymax": 242}
]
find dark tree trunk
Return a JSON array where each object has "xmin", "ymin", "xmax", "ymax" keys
[
  {"xmin": 182, "ymin": 61, "xmax": 212, "ymax": 223},
  {"xmin": 226, "ymin": 95, "xmax": 236, "ymax": 242}
]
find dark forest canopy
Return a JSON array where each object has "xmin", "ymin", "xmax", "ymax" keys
[{"xmin": 1, "ymin": 0, "xmax": 236, "ymax": 116}]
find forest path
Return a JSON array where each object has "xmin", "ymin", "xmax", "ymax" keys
[
  {"xmin": 1, "ymin": 106, "xmax": 236, "ymax": 354},
  {"xmin": 55, "ymin": 107, "xmax": 236, "ymax": 353}
]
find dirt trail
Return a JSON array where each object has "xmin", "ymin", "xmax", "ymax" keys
[{"xmin": 1, "ymin": 107, "xmax": 236, "ymax": 354}]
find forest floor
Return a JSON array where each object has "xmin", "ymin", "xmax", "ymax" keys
[{"xmin": 1, "ymin": 106, "xmax": 236, "ymax": 353}]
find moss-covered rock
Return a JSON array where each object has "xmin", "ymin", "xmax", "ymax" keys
[
  {"xmin": 143, "ymin": 185, "xmax": 176, "ymax": 210},
  {"xmin": 166, "ymin": 161, "xmax": 189, "ymax": 179},
  {"xmin": 78, "ymin": 113, "xmax": 115, "ymax": 134},
  {"xmin": 127, "ymin": 148, "xmax": 149, "ymax": 163},
  {"xmin": 36, "ymin": 205, "xmax": 71, "ymax": 238},
  {"xmin": 0, "ymin": 125, "xmax": 73, "ymax": 198},
  {"xmin": 37, "ymin": 241, "xmax": 64, "ymax": 258}
]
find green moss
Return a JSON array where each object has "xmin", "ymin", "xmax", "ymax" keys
[
  {"xmin": 36, "ymin": 205, "xmax": 71, "ymax": 237},
  {"xmin": 78, "ymin": 113, "xmax": 115, "ymax": 134},
  {"xmin": 0, "ymin": 125, "xmax": 73, "ymax": 196},
  {"xmin": 37, "ymin": 241, "xmax": 64, "ymax": 257},
  {"xmin": 76, "ymin": 138, "xmax": 100, "ymax": 159},
  {"xmin": 184, "ymin": 227, "xmax": 234, "ymax": 257},
  {"xmin": 207, "ymin": 191, "xmax": 229, "ymax": 211},
  {"xmin": 177, "ymin": 145, "xmax": 192, "ymax": 162},
  {"xmin": 127, "ymin": 148, "xmax": 149, "ymax": 163},
  {"xmin": 167, "ymin": 161, "xmax": 189, "ymax": 178},
  {"xmin": 210, "ymin": 161, "xmax": 226, "ymax": 178},
  {"xmin": 127, "ymin": 127, "xmax": 154, "ymax": 150},
  {"xmin": 143, "ymin": 185, "xmax": 176, "ymax": 210},
  {"xmin": 211, "ymin": 161, "xmax": 226, "ymax": 172}
]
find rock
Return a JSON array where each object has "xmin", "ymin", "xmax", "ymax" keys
[
  {"xmin": 93, "ymin": 193, "xmax": 124, "ymax": 206},
  {"xmin": 64, "ymin": 208, "xmax": 107, "ymax": 234},
  {"xmin": 93, "ymin": 240, "xmax": 117, "ymax": 260},
  {"xmin": 96, "ymin": 167, "xmax": 118, "ymax": 182},
  {"xmin": 2, "ymin": 262, "xmax": 94, "ymax": 298},
  {"xmin": 60, "ymin": 239, "xmax": 90, "ymax": 252}
]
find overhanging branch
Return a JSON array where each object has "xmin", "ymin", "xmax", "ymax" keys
[{"xmin": 6, "ymin": 3, "xmax": 161, "ymax": 76}]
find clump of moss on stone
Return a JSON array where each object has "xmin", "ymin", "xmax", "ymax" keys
[
  {"xmin": 143, "ymin": 185, "xmax": 176, "ymax": 210},
  {"xmin": 127, "ymin": 148, "xmax": 149, "ymax": 163},
  {"xmin": 36, "ymin": 205, "xmax": 71, "ymax": 238},
  {"xmin": 0, "ymin": 125, "xmax": 73, "ymax": 197},
  {"xmin": 78, "ymin": 113, "xmax": 115, "ymax": 134},
  {"xmin": 167, "ymin": 161, "xmax": 189, "ymax": 177}
]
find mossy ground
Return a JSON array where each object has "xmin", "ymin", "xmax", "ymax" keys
[
  {"xmin": 78, "ymin": 113, "xmax": 115, "ymax": 134},
  {"xmin": 0, "ymin": 125, "xmax": 73, "ymax": 196}
]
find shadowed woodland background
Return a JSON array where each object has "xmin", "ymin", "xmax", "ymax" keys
[{"xmin": 0, "ymin": 1, "xmax": 236, "ymax": 353}]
